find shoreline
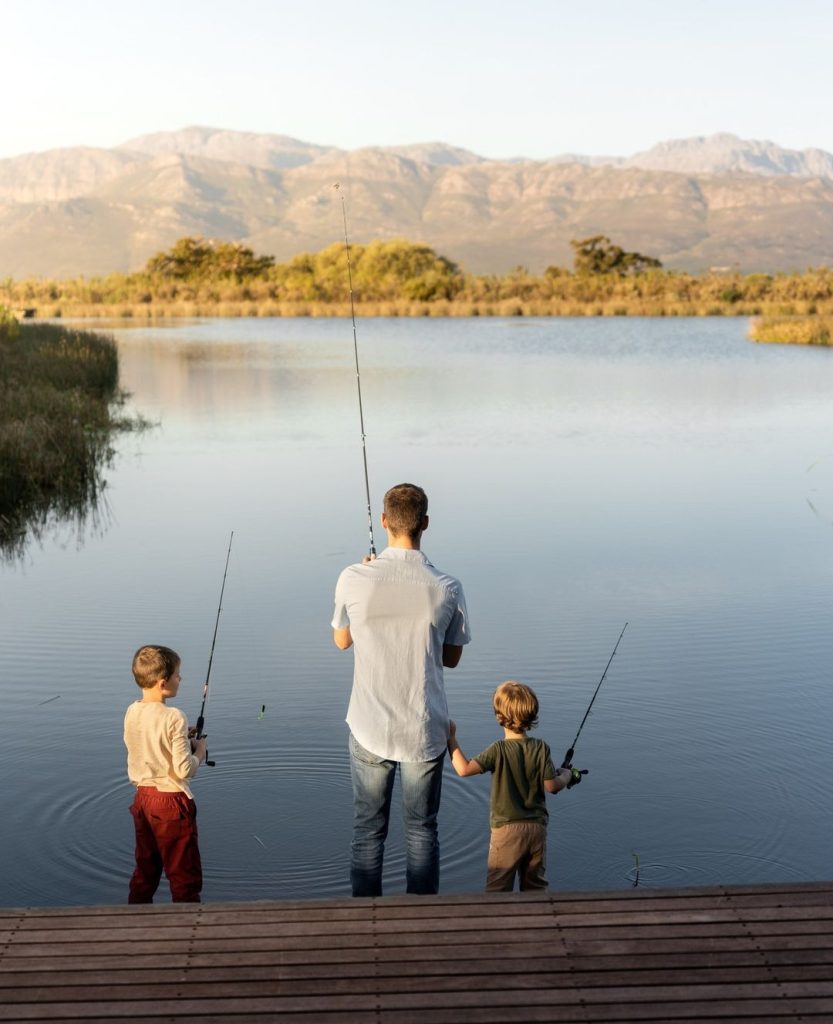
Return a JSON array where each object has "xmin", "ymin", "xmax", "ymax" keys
[{"xmin": 15, "ymin": 300, "xmax": 833, "ymax": 320}]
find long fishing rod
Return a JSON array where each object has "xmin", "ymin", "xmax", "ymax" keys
[
  {"xmin": 562, "ymin": 621, "xmax": 628, "ymax": 770},
  {"xmin": 334, "ymin": 182, "xmax": 376, "ymax": 557},
  {"xmin": 195, "ymin": 530, "xmax": 234, "ymax": 767}
]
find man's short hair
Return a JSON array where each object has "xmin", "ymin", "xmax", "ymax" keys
[
  {"xmin": 383, "ymin": 483, "xmax": 428, "ymax": 540},
  {"xmin": 132, "ymin": 645, "xmax": 181, "ymax": 689},
  {"xmin": 493, "ymin": 681, "xmax": 540, "ymax": 732}
]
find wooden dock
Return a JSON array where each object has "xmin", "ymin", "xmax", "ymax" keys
[{"xmin": 1, "ymin": 881, "xmax": 832, "ymax": 1022}]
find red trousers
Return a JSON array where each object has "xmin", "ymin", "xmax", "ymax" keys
[{"xmin": 128, "ymin": 787, "xmax": 202, "ymax": 903}]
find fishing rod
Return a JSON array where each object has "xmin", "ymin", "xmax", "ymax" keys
[
  {"xmin": 195, "ymin": 530, "xmax": 234, "ymax": 767},
  {"xmin": 334, "ymin": 182, "xmax": 376, "ymax": 557},
  {"xmin": 562, "ymin": 621, "xmax": 628, "ymax": 771}
]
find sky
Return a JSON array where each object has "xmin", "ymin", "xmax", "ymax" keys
[{"xmin": 3, "ymin": 0, "xmax": 833, "ymax": 161}]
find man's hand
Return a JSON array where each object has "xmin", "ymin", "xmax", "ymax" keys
[
  {"xmin": 361, "ymin": 553, "xmax": 377, "ymax": 564},
  {"xmin": 193, "ymin": 737, "xmax": 208, "ymax": 764},
  {"xmin": 333, "ymin": 627, "xmax": 353, "ymax": 650}
]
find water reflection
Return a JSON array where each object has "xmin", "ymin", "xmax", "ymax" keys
[
  {"xmin": 0, "ymin": 316, "xmax": 831, "ymax": 906},
  {"xmin": 0, "ymin": 477, "xmax": 114, "ymax": 562}
]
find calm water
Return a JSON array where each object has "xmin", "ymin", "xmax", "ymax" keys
[{"xmin": 1, "ymin": 316, "xmax": 831, "ymax": 906}]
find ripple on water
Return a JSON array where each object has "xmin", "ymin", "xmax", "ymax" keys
[{"xmin": 5, "ymin": 733, "xmax": 497, "ymax": 905}]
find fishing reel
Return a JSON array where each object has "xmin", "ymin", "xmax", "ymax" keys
[
  {"xmin": 194, "ymin": 718, "xmax": 215, "ymax": 767},
  {"xmin": 557, "ymin": 765, "xmax": 586, "ymax": 786}
]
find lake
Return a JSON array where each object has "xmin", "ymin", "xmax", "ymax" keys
[{"xmin": 1, "ymin": 315, "xmax": 831, "ymax": 906}]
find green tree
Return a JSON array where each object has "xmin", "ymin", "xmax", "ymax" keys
[
  {"xmin": 145, "ymin": 237, "xmax": 274, "ymax": 280},
  {"xmin": 352, "ymin": 240, "xmax": 462, "ymax": 301},
  {"xmin": 570, "ymin": 235, "xmax": 662, "ymax": 276},
  {"xmin": 210, "ymin": 242, "xmax": 274, "ymax": 280},
  {"xmin": 146, "ymin": 237, "xmax": 214, "ymax": 278}
]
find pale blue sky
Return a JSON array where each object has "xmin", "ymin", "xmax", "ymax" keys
[{"xmin": 3, "ymin": 0, "xmax": 832, "ymax": 160}]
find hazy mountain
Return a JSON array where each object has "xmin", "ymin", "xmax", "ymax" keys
[
  {"xmin": 378, "ymin": 142, "xmax": 484, "ymax": 167},
  {"xmin": 547, "ymin": 153, "xmax": 624, "ymax": 168},
  {"xmin": 2, "ymin": 128, "xmax": 833, "ymax": 277},
  {"xmin": 119, "ymin": 125, "xmax": 336, "ymax": 170},
  {"xmin": 623, "ymin": 132, "xmax": 833, "ymax": 178},
  {"xmin": 0, "ymin": 146, "xmax": 148, "ymax": 203}
]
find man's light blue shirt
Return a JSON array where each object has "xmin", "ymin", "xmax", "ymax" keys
[{"xmin": 332, "ymin": 547, "xmax": 471, "ymax": 761}]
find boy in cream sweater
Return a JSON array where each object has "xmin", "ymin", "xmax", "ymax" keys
[{"xmin": 124, "ymin": 645, "xmax": 206, "ymax": 903}]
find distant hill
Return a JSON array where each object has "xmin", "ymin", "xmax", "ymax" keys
[
  {"xmin": 548, "ymin": 132, "xmax": 833, "ymax": 178},
  {"xmin": 1, "ymin": 128, "xmax": 833, "ymax": 277},
  {"xmin": 119, "ymin": 126, "xmax": 336, "ymax": 170},
  {"xmin": 622, "ymin": 133, "xmax": 833, "ymax": 178}
]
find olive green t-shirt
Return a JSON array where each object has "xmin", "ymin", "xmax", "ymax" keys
[{"xmin": 474, "ymin": 737, "xmax": 556, "ymax": 829}]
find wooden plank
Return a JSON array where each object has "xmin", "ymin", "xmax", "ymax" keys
[
  {"xmin": 3, "ymin": 927, "xmax": 833, "ymax": 965},
  {"xmin": 9, "ymin": 909, "xmax": 833, "ymax": 950},
  {"xmin": 4, "ymin": 983, "xmax": 833, "ymax": 1019},
  {"xmin": 3, "ymin": 931, "xmax": 833, "ymax": 966},
  {"xmin": 25, "ymin": 1017, "xmax": 832, "ymax": 1024},
  {"xmin": 6, "ymin": 964, "xmax": 833, "ymax": 1005},
  {"xmin": 14, "ymin": 1015, "xmax": 829, "ymax": 1024},
  {"xmin": 3, "ymin": 950, "xmax": 833, "ymax": 989},
  {"xmin": 7, "ymin": 917, "xmax": 833, "ymax": 959},
  {"xmin": 14, "ymin": 896, "xmax": 833, "ymax": 937},
  {"xmin": 3, "ymin": 955, "xmax": 830, "ymax": 986},
  {"xmin": 2, "ymin": 882, "xmax": 833, "ymax": 1023},
  {"xmin": 2, "ymin": 879, "xmax": 829, "ymax": 918}
]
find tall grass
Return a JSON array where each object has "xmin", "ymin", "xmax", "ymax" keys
[
  {"xmin": 748, "ymin": 316, "xmax": 832, "ymax": 346},
  {"xmin": 0, "ymin": 319, "xmax": 141, "ymax": 557}
]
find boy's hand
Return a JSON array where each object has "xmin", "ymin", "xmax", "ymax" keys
[
  {"xmin": 448, "ymin": 719, "xmax": 457, "ymax": 739},
  {"xmin": 193, "ymin": 737, "xmax": 208, "ymax": 763},
  {"xmin": 187, "ymin": 726, "xmax": 197, "ymax": 739},
  {"xmin": 361, "ymin": 553, "xmax": 377, "ymax": 564}
]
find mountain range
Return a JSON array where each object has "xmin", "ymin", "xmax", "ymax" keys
[{"xmin": 2, "ymin": 127, "xmax": 832, "ymax": 277}]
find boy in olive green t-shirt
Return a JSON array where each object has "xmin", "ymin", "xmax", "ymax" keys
[{"xmin": 448, "ymin": 681, "xmax": 579, "ymax": 892}]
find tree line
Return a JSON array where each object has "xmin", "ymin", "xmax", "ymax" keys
[{"xmin": 3, "ymin": 235, "xmax": 833, "ymax": 317}]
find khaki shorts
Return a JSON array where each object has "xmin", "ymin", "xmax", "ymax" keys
[{"xmin": 486, "ymin": 821, "xmax": 547, "ymax": 892}]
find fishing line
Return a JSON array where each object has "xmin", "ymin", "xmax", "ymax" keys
[
  {"xmin": 561, "ymin": 621, "xmax": 628, "ymax": 769},
  {"xmin": 195, "ymin": 530, "xmax": 234, "ymax": 766},
  {"xmin": 333, "ymin": 182, "xmax": 375, "ymax": 557},
  {"xmin": 223, "ymin": 539, "xmax": 267, "ymax": 721}
]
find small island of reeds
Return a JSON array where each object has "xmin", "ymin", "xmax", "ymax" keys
[
  {"xmin": 748, "ymin": 316, "xmax": 832, "ymax": 346},
  {"xmin": 3, "ymin": 235, "xmax": 833, "ymax": 320},
  {"xmin": 0, "ymin": 313, "xmax": 145, "ymax": 557}
]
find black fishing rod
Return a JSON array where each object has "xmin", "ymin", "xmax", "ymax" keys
[
  {"xmin": 334, "ymin": 182, "xmax": 376, "ymax": 557},
  {"xmin": 562, "ymin": 621, "xmax": 628, "ymax": 770},
  {"xmin": 195, "ymin": 530, "xmax": 234, "ymax": 767}
]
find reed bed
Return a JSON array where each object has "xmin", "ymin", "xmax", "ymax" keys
[
  {"xmin": 19, "ymin": 297, "xmax": 833, "ymax": 320},
  {"xmin": 0, "ymin": 319, "xmax": 143, "ymax": 557},
  {"xmin": 748, "ymin": 316, "xmax": 833, "ymax": 346}
]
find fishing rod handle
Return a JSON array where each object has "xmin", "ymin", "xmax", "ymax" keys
[{"xmin": 193, "ymin": 716, "xmax": 215, "ymax": 767}]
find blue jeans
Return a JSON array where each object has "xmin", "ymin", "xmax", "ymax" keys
[{"xmin": 348, "ymin": 733, "xmax": 444, "ymax": 897}]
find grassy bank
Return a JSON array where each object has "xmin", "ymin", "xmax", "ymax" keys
[
  {"xmin": 7, "ymin": 298, "xmax": 830, "ymax": 319},
  {"xmin": 3, "ymin": 238, "xmax": 833, "ymax": 319},
  {"xmin": 0, "ymin": 315, "xmax": 141, "ymax": 556},
  {"xmin": 748, "ymin": 316, "xmax": 833, "ymax": 346}
]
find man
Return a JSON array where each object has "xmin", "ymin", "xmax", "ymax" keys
[{"xmin": 332, "ymin": 483, "xmax": 471, "ymax": 896}]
